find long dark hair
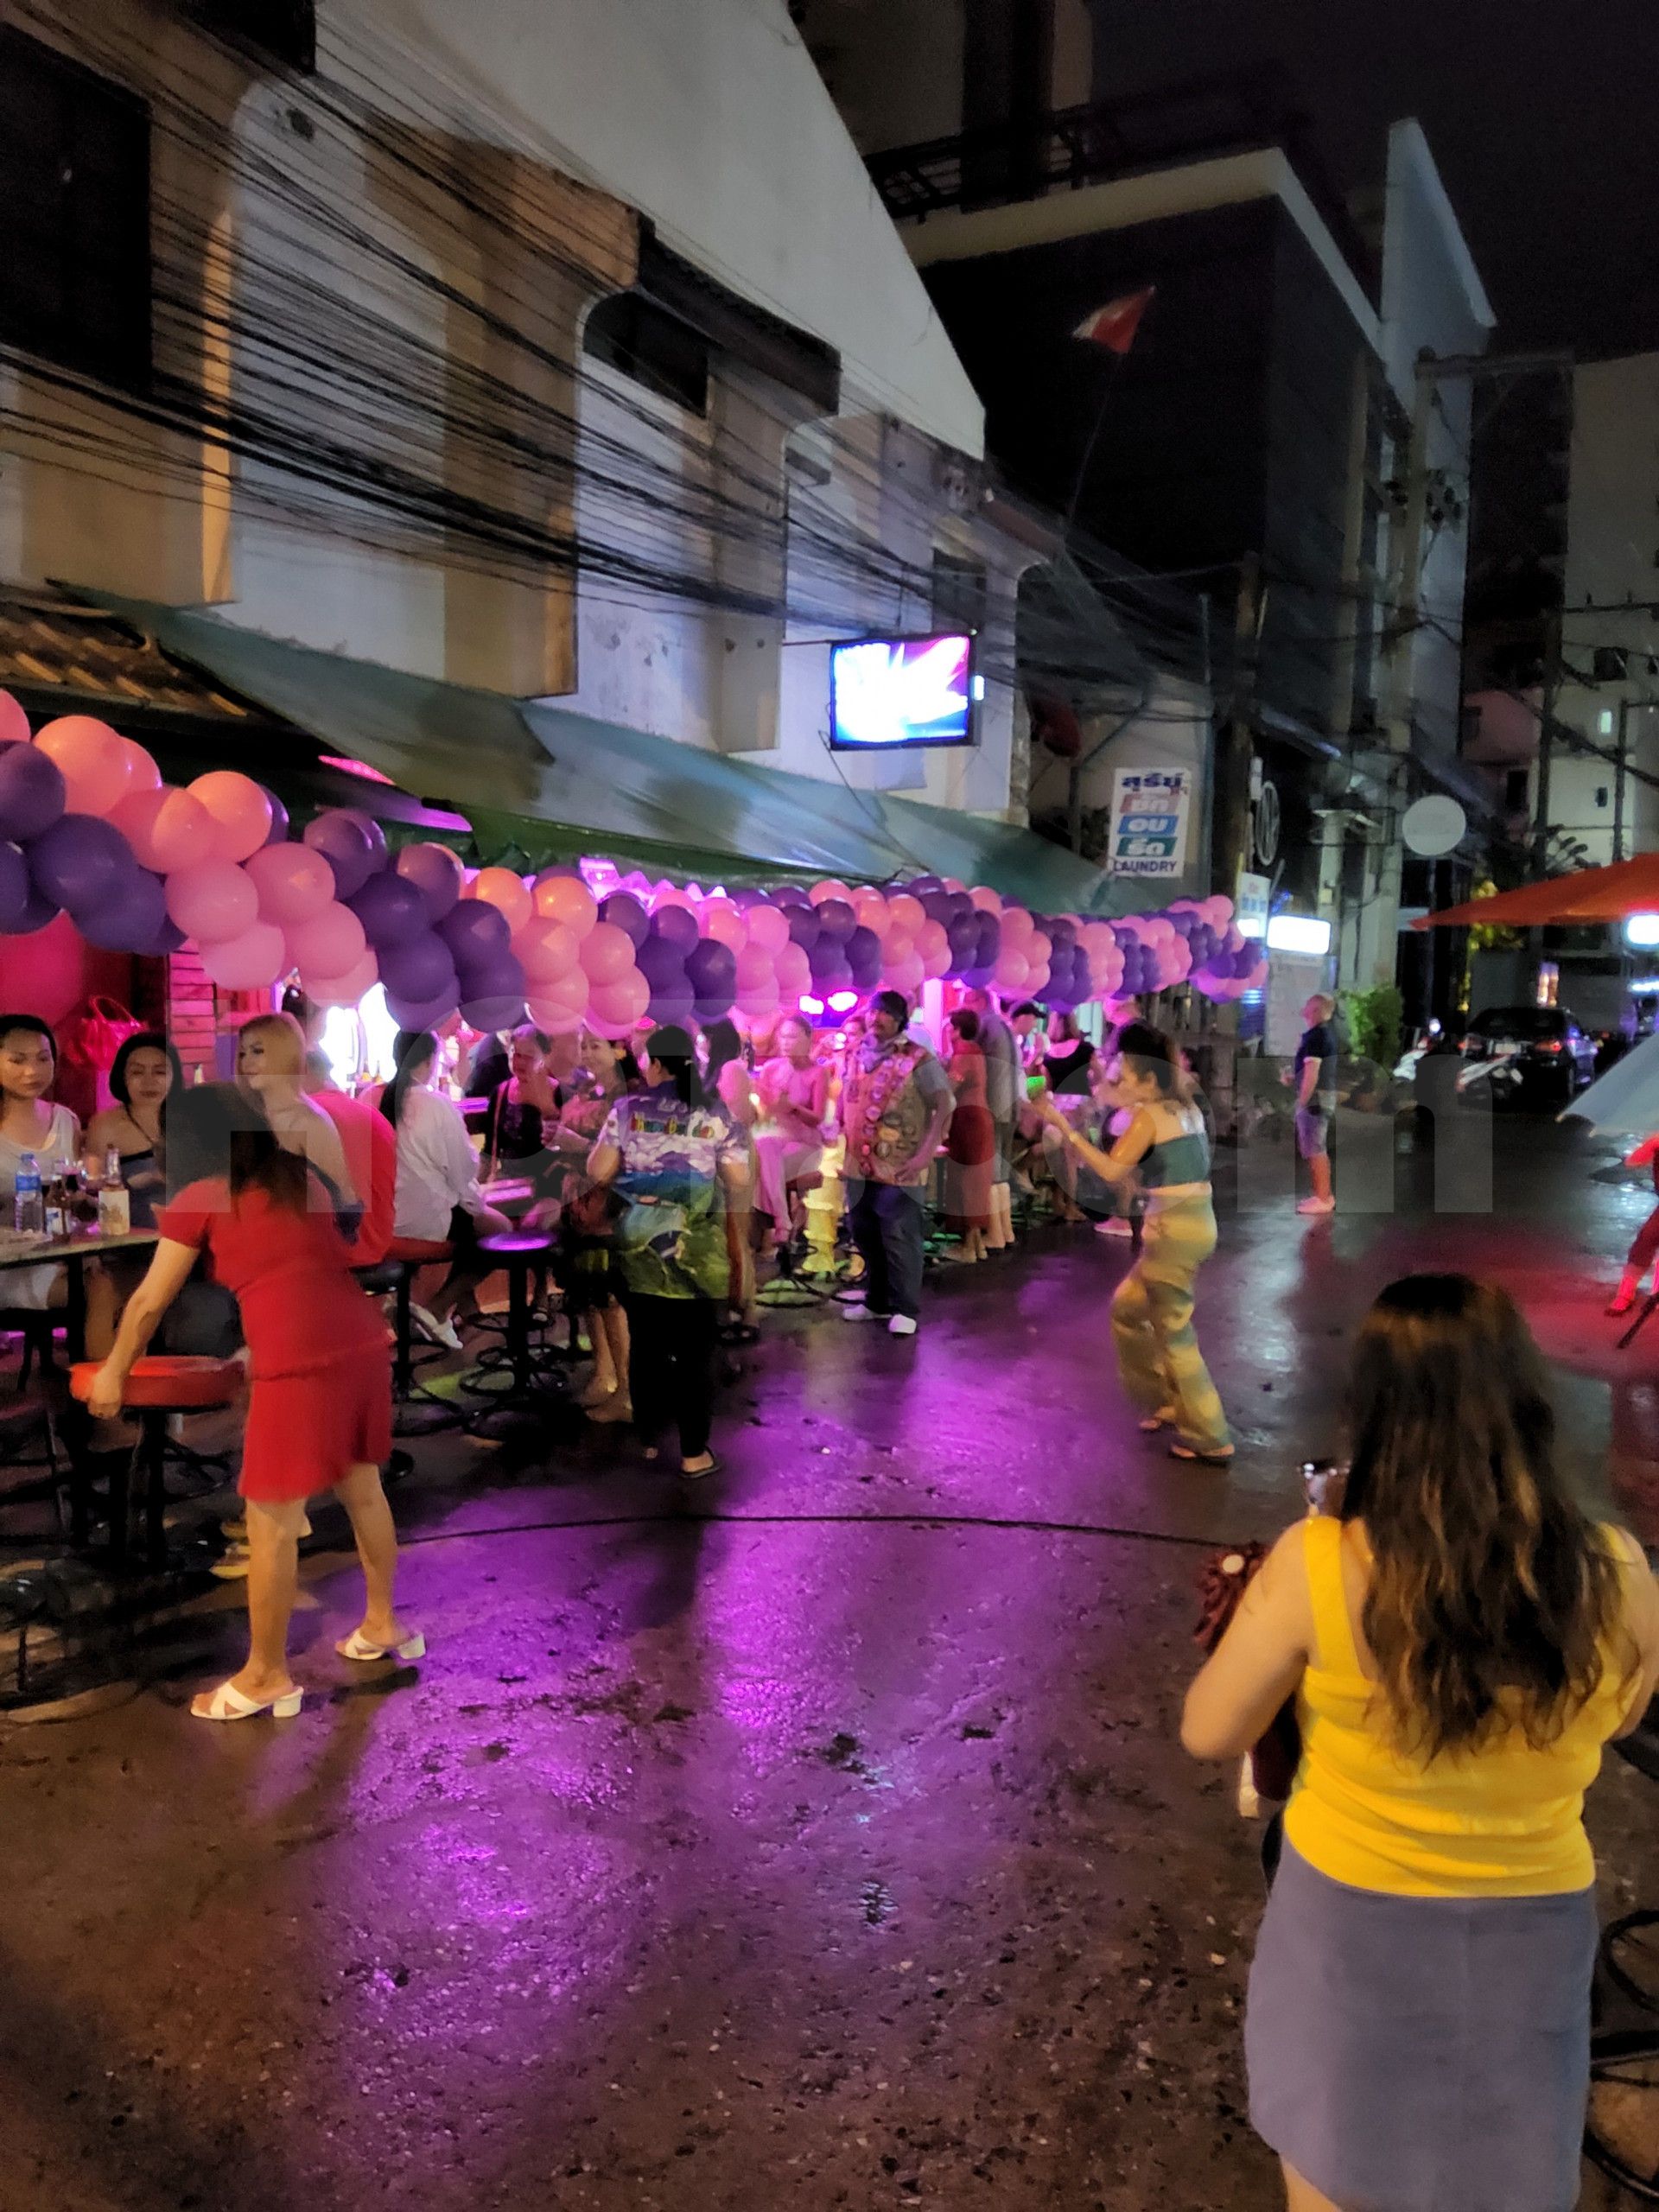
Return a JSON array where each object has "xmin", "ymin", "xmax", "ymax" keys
[
  {"xmin": 109, "ymin": 1031, "xmax": 184, "ymax": 1113},
  {"xmin": 1116, "ymin": 1020, "xmax": 1186, "ymax": 1100},
  {"xmin": 163, "ymin": 1084, "xmax": 315, "ymax": 1217},
  {"xmin": 645, "ymin": 1024, "xmax": 706, "ymax": 1110},
  {"xmin": 1344, "ymin": 1274, "xmax": 1633, "ymax": 1758},
  {"xmin": 380, "ymin": 1029, "xmax": 438, "ymax": 1129},
  {"xmin": 701, "ymin": 1018, "xmax": 744, "ymax": 1092}
]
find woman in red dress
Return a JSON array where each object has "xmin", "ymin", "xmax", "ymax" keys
[
  {"xmin": 88, "ymin": 1084, "xmax": 414, "ymax": 1721},
  {"xmin": 943, "ymin": 1008, "xmax": 996, "ymax": 1263}
]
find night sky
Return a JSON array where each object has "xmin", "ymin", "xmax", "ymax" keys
[{"xmin": 1092, "ymin": 0, "xmax": 1659, "ymax": 359}]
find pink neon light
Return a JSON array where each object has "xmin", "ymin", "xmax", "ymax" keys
[{"xmin": 320, "ymin": 754, "xmax": 396, "ymax": 786}]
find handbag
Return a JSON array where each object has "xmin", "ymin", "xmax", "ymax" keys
[{"xmin": 57, "ymin": 995, "xmax": 143, "ymax": 1122}]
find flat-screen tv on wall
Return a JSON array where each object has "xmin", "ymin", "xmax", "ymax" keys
[{"xmin": 829, "ymin": 632, "xmax": 976, "ymax": 751}]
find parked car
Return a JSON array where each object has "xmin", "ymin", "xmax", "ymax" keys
[{"xmin": 1459, "ymin": 1006, "xmax": 1597, "ymax": 1105}]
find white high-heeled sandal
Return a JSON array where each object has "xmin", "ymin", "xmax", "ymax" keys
[
  {"xmin": 192, "ymin": 1679, "xmax": 303, "ymax": 1721},
  {"xmin": 336, "ymin": 1628, "xmax": 427, "ymax": 1663}
]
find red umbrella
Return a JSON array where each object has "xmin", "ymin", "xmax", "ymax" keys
[{"xmin": 1414, "ymin": 851, "xmax": 1659, "ymax": 928}]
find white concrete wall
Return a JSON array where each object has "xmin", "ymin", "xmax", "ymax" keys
[
  {"xmin": 1564, "ymin": 354, "xmax": 1659, "ymax": 836},
  {"xmin": 360, "ymin": 0, "xmax": 983, "ymax": 456}
]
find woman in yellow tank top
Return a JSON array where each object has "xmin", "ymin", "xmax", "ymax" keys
[{"xmin": 1183, "ymin": 1274, "xmax": 1659, "ymax": 2212}]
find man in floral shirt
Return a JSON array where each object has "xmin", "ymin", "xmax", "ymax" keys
[{"xmin": 838, "ymin": 991, "xmax": 954, "ymax": 1338}]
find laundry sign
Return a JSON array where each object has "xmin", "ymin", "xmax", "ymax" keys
[{"xmin": 1106, "ymin": 766, "xmax": 1193, "ymax": 879}]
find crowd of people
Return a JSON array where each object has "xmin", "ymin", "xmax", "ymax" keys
[{"xmin": 8, "ymin": 990, "xmax": 1659, "ymax": 2212}]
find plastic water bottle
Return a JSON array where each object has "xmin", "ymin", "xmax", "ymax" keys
[{"xmin": 13, "ymin": 1152, "xmax": 43, "ymax": 1236}]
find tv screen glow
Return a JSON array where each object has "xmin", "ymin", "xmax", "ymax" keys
[{"xmin": 830, "ymin": 632, "xmax": 975, "ymax": 750}]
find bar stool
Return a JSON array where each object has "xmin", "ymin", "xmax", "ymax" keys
[
  {"xmin": 70, "ymin": 1356, "xmax": 244, "ymax": 1572},
  {"xmin": 468, "ymin": 1229, "xmax": 558, "ymax": 1408}
]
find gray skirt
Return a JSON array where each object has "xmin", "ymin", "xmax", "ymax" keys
[{"xmin": 1246, "ymin": 1840, "xmax": 1597, "ymax": 2212}]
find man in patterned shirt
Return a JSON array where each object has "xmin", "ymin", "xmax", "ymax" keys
[{"xmin": 838, "ymin": 990, "xmax": 954, "ymax": 1338}]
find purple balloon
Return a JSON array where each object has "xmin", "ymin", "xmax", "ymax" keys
[
  {"xmin": 649, "ymin": 905, "xmax": 700, "ymax": 954},
  {"xmin": 260, "ymin": 789, "xmax": 290, "ymax": 848},
  {"xmin": 636, "ymin": 935, "xmax": 690, "ymax": 994},
  {"xmin": 458, "ymin": 950, "xmax": 526, "ymax": 1006},
  {"xmin": 601, "ymin": 892, "xmax": 650, "ymax": 947},
  {"xmin": 77, "ymin": 869, "xmax": 169, "ymax": 953},
  {"xmin": 846, "ymin": 925, "xmax": 882, "ymax": 988},
  {"xmin": 729, "ymin": 887, "xmax": 766, "ymax": 912},
  {"xmin": 349, "ymin": 869, "xmax": 429, "ymax": 948},
  {"xmin": 0, "ymin": 840, "xmax": 29, "ymax": 931},
  {"xmin": 815, "ymin": 899, "xmax": 856, "ymax": 943},
  {"xmin": 378, "ymin": 930, "xmax": 459, "ymax": 1007},
  {"xmin": 647, "ymin": 985, "xmax": 696, "ymax": 1029},
  {"xmin": 396, "ymin": 842, "xmax": 465, "ymax": 923},
  {"xmin": 771, "ymin": 886, "xmax": 810, "ymax": 909},
  {"xmin": 7, "ymin": 885, "xmax": 61, "ymax": 935},
  {"xmin": 0, "ymin": 740, "xmax": 67, "ymax": 843},
  {"xmin": 387, "ymin": 988, "xmax": 462, "ymax": 1033},
  {"xmin": 437, "ymin": 898, "xmax": 512, "ymax": 970},
  {"xmin": 28, "ymin": 813, "xmax": 135, "ymax": 916},
  {"xmin": 460, "ymin": 990, "xmax": 528, "ymax": 1033},
  {"xmin": 785, "ymin": 904, "xmax": 821, "ymax": 952},
  {"xmin": 920, "ymin": 892, "xmax": 955, "ymax": 929},
  {"xmin": 303, "ymin": 809, "xmax": 381, "ymax": 901},
  {"xmin": 807, "ymin": 935, "xmax": 844, "ymax": 985},
  {"xmin": 907, "ymin": 875, "xmax": 944, "ymax": 897},
  {"xmin": 685, "ymin": 937, "xmax": 737, "ymax": 997},
  {"xmin": 139, "ymin": 913, "xmax": 188, "ymax": 957}
]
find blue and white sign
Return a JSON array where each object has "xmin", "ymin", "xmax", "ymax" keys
[{"xmin": 1107, "ymin": 767, "xmax": 1193, "ymax": 880}]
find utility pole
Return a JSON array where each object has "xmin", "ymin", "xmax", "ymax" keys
[
  {"xmin": 1531, "ymin": 605, "xmax": 1562, "ymax": 878},
  {"xmin": 1211, "ymin": 552, "xmax": 1261, "ymax": 899},
  {"xmin": 1614, "ymin": 696, "xmax": 1630, "ymax": 863}
]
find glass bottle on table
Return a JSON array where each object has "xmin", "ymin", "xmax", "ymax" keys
[
  {"xmin": 41, "ymin": 1160, "xmax": 67, "ymax": 1241},
  {"xmin": 96, "ymin": 1146, "xmax": 130, "ymax": 1238}
]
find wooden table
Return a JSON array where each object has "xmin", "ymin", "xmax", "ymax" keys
[{"xmin": 0, "ymin": 1229, "xmax": 160, "ymax": 1545}]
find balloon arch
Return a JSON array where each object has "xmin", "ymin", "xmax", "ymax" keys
[{"xmin": 0, "ymin": 707, "xmax": 1268, "ymax": 1033}]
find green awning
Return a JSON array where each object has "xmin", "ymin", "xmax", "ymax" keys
[{"xmin": 91, "ymin": 594, "xmax": 1128, "ymax": 912}]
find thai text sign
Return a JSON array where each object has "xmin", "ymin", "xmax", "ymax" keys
[{"xmin": 1107, "ymin": 767, "xmax": 1192, "ymax": 879}]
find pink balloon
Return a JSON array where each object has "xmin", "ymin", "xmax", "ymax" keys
[
  {"xmin": 774, "ymin": 942, "xmax": 811, "ymax": 1000},
  {"xmin": 651, "ymin": 885, "xmax": 695, "ymax": 913},
  {"xmin": 471, "ymin": 867, "xmax": 532, "ymax": 934},
  {"xmin": 918, "ymin": 923, "xmax": 951, "ymax": 981},
  {"xmin": 1028, "ymin": 931, "xmax": 1052, "ymax": 968},
  {"xmin": 515, "ymin": 916, "xmax": 580, "ymax": 984},
  {"xmin": 35, "ymin": 716, "xmax": 130, "ymax": 817},
  {"xmin": 1025, "ymin": 963, "xmax": 1051, "ymax": 997},
  {"xmin": 0, "ymin": 691, "xmax": 30, "ymax": 747},
  {"xmin": 528, "ymin": 970, "xmax": 590, "ymax": 1034},
  {"xmin": 737, "ymin": 985, "xmax": 780, "ymax": 1022},
  {"xmin": 580, "ymin": 921, "xmax": 637, "ymax": 985},
  {"xmin": 245, "ymin": 841, "xmax": 335, "ymax": 925},
  {"xmin": 286, "ymin": 900, "xmax": 367, "ymax": 977},
  {"xmin": 166, "ymin": 859, "xmax": 259, "ymax": 943},
  {"xmin": 302, "ymin": 947, "xmax": 379, "ymax": 1007},
  {"xmin": 1080, "ymin": 920, "xmax": 1117, "ymax": 960},
  {"xmin": 702, "ymin": 900, "xmax": 747, "ymax": 950},
  {"xmin": 111, "ymin": 785, "xmax": 217, "ymax": 874},
  {"xmin": 589, "ymin": 969, "xmax": 650, "ymax": 1031},
  {"xmin": 852, "ymin": 888, "xmax": 892, "ymax": 936},
  {"xmin": 744, "ymin": 905, "xmax": 790, "ymax": 955},
  {"xmin": 735, "ymin": 943, "xmax": 777, "ymax": 994},
  {"xmin": 533, "ymin": 874, "xmax": 598, "ymax": 938},
  {"xmin": 888, "ymin": 955, "xmax": 925, "ymax": 995},
  {"xmin": 1202, "ymin": 895, "xmax": 1234, "ymax": 930},
  {"xmin": 994, "ymin": 952, "xmax": 1031, "ymax": 994},
  {"xmin": 118, "ymin": 739, "xmax": 161, "ymax": 795},
  {"xmin": 199, "ymin": 921, "xmax": 288, "ymax": 991},
  {"xmin": 886, "ymin": 893, "xmax": 925, "ymax": 936},
  {"xmin": 882, "ymin": 930, "xmax": 915, "ymax": 968},
  {"xmin": 809, "ymin": 879, "xmax": 852, "ymax": 906},
  {"xmin": 1000, "ymin": 906, "xmax": 1034, "ymax": 946},
  {"xmin": 188, "ymin": 772, "xmax": 274, "ymax": 864},
  {"xmin": 968, "ymin": 886, "xmax": 1003, "ymax": 917},
  {"xmin": 942, "ymin": 878, "xmax": 967, "ymax": 895}
]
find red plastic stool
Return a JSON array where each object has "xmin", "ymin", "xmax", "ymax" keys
[{"xmin": 72, "ymin": 1357, "xmax": 242, "ymax": 1571}]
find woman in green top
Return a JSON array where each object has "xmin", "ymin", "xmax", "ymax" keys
[
  {"xmin": 588, "ymin": 1026, "xmax": 750, "ymax": 1478},
  {"xmin": 1039, "ymin": 1020, "xmax": 1233, "ymax": 1465}
]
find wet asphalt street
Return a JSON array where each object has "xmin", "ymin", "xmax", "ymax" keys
[{"xmin": 3, "ymin": 1111, "xmax": 1659, "ymax": 2210}]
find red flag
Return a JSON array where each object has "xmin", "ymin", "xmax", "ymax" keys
[{"xmin": 1071, "ymin": 286, "xmax": 1155, "ymax": 355}]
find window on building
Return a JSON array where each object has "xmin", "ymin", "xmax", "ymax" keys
[
  {"xmin": 0, "ymin": 28, "xmax": 151, "ymax": 391},
  {"xmin": 584, "ymin": 293, "xmax": 710, "ymax": 416},
  {"xmin": 931, "ymin": 550, "xmax": 988, "ymax": 637}
]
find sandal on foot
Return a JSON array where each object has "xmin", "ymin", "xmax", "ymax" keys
[
  {"xmin": 678, "ymin": 1452, "xmax": 724, "ymax": 1481},
  {"xmin": 191, "ymin": 1678, "xmax": 302, "ymax": 1721},
  {"xmin": 1169, "ymin": 1441, "xmax": 1236, "ymax": 1466},
  {"xmin": 1139, "ymin": 1411, "xmax": 1176, "ymax": 1433},
  {"xmin": 1607, "ymin": 1292, "xmax": 1637, "ymax": 1318},
  {"xmin": 336, "ymin": 1628, "xmax": 426, "ymax": 1663}
]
